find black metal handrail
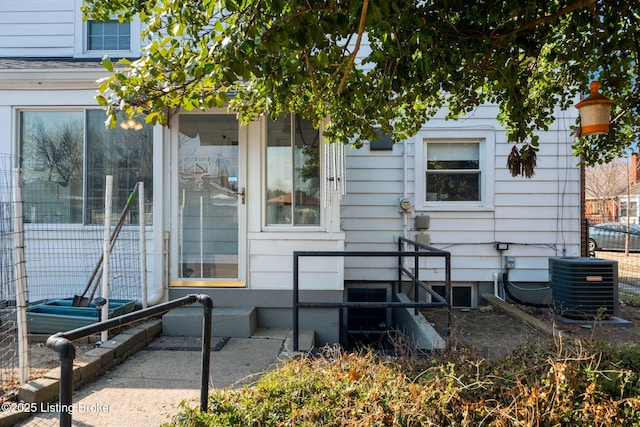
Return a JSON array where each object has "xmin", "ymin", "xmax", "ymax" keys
[
  {"xmin": 46, "ymin": 294, "xmax": 213, "ymax": 427},
  {"xmin": 292, "ymin": 238, "xmax": 451, "ymax": 351},
  {"xmin": 398, "ymin": 236, "xmax": 451, "ymax": 314}
]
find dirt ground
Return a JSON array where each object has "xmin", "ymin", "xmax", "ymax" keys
[
  {"xmin": 1, "ymin": 338, "xmax": 95, "ymax": 403},
  {"xmin": 423, "ymin": 301, "xmax": 640, "ymax": 360}
]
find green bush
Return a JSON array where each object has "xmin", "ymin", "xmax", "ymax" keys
[{"xmin": 165, "ymin": 342, "xmax": 640, "ymax": 427}]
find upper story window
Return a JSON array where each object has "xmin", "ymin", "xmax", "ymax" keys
[
  {"xmin": 74, "ymin": 0, "xmax": 142, "ymax": 57},
  {"xmin": 265, "ymin": 114, "xmax": 321, "ymax": 226},
  {"xmin": 20, "ymin": 110, "xmax": 153, "ymax": 224},
  {"xmin": 415, "ymin": 129, "xmax": 495, "ymax": 210},
  {"xmin": 87, "ymin": 20, "xmax": 131, "ymax": 51}
]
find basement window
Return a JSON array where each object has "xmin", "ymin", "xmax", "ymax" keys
[{"xmin": 430, "ymin": 284, "xmax": 474, "ymax": 307}]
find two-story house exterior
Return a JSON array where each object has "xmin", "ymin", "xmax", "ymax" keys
[{"xmin": 0, "ymin": 1, "xmax": 582, "ymax": 345}]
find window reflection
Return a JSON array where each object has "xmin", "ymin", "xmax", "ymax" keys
[
  {"xmin": 86, "ymin": 110, "xmax": 153, "ymax": 224},
  {"xmin": 426, "ymin": 142, "xmax": 481, "ymax": 202},
  {"xmin": 21, "ymin": 112, "xmax": 84, "ymax": 223},
  {"xmin": 20, "ymin": 110, "xmax": 153, "ymax": 224},
  {"xmin": 178, "ymin": 114, "xmax": 239, "ymax": 279},
  {"xmin": 266, "ymin": 114, "xmax": 320, "ymax": 226}
]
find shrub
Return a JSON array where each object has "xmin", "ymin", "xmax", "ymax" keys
[{"xmin": 165, "ymin": 342, "xmax": 640, "ymax": 426}]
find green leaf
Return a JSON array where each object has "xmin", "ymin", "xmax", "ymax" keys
[
  {"xmin": 86, "ymin": 0, "xmax": 640, "ymax": 175},
  {"xmin": 101, "ymin": 57, "xmax": 114, "ymax": 72},
  {"xmin": 95, "ymin": 95, "xmax": 108, "ymax": 106}
]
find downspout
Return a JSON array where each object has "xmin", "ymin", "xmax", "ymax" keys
[
  {"xmin": 139, "ymin": 182, "xmax": 148, "ymax": 308},
  {"xmin": 144, "ymin": 231, "xmax": 169, "ymax": 306},
  {"xmin": 144, "ymin": 124, "xmax": 169, "ymax": 306},
  {"xmin": 403, "ymin": 138, "xmax": 409, "ymax": 241}
]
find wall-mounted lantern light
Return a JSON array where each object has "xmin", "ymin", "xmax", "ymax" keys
[{"xmin": 575, "ymin": 81, "xmax": 615, "ymax": 136}]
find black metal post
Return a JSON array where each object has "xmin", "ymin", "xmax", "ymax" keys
[
  {"xmin": 445, "ymin": 253, "xmax": 452, "ymax": 338},
  {"xmin": 293, "ymin": 252, "xmax": 300, "ymax": 352},
  {"xmin": 198, "ymin": 294, "xmax": 213, "ymax": 412},
  {"xmin": 46, "ymin": 294, "xmax": 211, "ymax": 426},
  {"xmin": 45, "ymin": 335, "xmax": 75, "ymax": 427},
  {"xmin": 414, "ymin": 245, "xmax": 420, "ymax": 315},
  {"xmin": 339, "ymin": 307, "xmax": 344, "ymax": 349},
  {"xmin": 397, "ymin": 239, "xmax": 403, "ymax": 294}
]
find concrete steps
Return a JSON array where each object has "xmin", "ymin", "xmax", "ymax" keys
[
  {"xmin": 162, "ymin": 305, "xmax": 257, "ymax": 338},
  {"xmin": 161, "ymin": 306, "xmax": 317, "ymax": 352}
]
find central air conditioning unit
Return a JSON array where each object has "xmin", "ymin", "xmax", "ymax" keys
[{"xmin": 549, "ymin": 257, "xmax": 618, "ymax": 319}]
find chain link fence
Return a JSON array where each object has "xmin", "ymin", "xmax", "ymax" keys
[
  {"xmin": 0, "ymin": 156, "xmax": 20, "ymax": 401},
  {"xmin": 0, "ymin": 156, "xmax": 146, "ymax": 405},
  {"xmin": 588, "ymin": 220, "xmax": 640, "ymax": 303}
]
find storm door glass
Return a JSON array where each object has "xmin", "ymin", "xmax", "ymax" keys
[{"xmin": 178, "ymin": 115, "xmax": 239, "ymax": 279}]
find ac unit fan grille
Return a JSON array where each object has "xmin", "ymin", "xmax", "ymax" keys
[{"xmin": 550, "ymin": 257, "xmax": 618, "ymax": 319}]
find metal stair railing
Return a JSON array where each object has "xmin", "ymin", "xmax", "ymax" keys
[
  {"xmin": 293, "ymin": 237, "xmax": 451, "ymax": 351},
  {"xmin": 46, "ymin": 294, "xmax": 213, "ymax": 427}
]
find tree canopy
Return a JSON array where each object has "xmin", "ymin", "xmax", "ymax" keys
[{"xmin": 84, "ymin": 0, "xmax": 640, "ymax": 176}]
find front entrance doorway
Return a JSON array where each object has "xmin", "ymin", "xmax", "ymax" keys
[{"xmin": 172, "ymin": 113, "xmax": 246, "ymax": 286}]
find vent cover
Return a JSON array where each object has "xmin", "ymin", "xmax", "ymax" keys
[{"xmin": 550, "ymin": 257, "xmax": 618, "ymax": 319}]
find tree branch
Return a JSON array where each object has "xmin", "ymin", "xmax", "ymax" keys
[
  {"xmin": 337, "ymin": 0, "xmax": 369, "ymax": 95},
  {"xmin": 303, "ymin": 48, "xmax": 320, "ymax": 97},
  {"xmin": 492, "ymin": 0, "xmax": 596, "ymax": 40}
]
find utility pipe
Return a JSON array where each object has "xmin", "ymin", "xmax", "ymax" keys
[
  {"xmin": 13, "ymin": 168, "xmax": 29, "ymax": 384},
  {"xmin": 138, "ymin": 182, "xmax": 148, "ymax": 308},
  {"xmin": 101, "ymin": 176, "xmax": 113, "ymax": 343}
]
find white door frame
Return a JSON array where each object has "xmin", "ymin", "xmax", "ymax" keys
[{"xmin": 168, "ymin": 111, "xmax": 247, "ymax": 287}]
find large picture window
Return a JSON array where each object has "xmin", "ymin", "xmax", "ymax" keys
[
  {"xmin": 265, "ymin": 114, "xmax": 320, "ymax": 226},
  {"xmin": 20, "ymin": 110, "xmax": 153, "ymax": 224}
]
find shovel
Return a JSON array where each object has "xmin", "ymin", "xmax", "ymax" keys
[{"xmin": 73, "ymin": 184, "xmax": 139, "ymax": 307}]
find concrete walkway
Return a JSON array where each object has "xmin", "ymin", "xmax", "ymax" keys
[{"xmin": 14, "ymin": 329, "xmax": 291, "ymax": 426}]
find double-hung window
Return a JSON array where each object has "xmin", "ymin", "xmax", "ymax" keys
[
  {"xmin": 20, "ymin": 110, "xmax": 153, "ymax": 224},
  {"xmin": 416, "ymin": 130, "xmax": 494, "ymax": 210},
  {"xmin": 426, "ymin": 141, "xmax": 481, "ymax": 202},
  {"xmin": 265, "ymin": 114, "xmax": 321, "ymax": 226}
]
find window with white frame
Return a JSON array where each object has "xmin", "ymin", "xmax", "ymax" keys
[
  {"xmin": 265, "ymin": 114, "xmax": 321, "ymax": 226},
  {"xmin": 620, "ymin": 200, "xmax": 638, "ymax": 218},
  {"xmin": 87, "ymin": 20, "xmax": 131, "ymax": 51},
  {"xmin": 416, "ymin": 131, "xmax": 494, "ymax": 210},
  {"xmin": 426, "ymin": 141, "xmax": 480, "ymax": 202},
  {"xmin": 20, "ymin": 110, "xmax": 153, "ymax": 224},
  {"xmin": 74, "ymin": 0, "xmax": 142, "ymax": 57}
]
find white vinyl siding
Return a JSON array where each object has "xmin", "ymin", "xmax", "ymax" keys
[
  {"xmin": 0, "ymin": 0, "xmax": 75, "ymax": 57},
  {"xmin": 341, "ymin": 104, "xmax": 581, "ymax": 284},
  {"xmin": 248, "ymin": 234, "xmax": 344, "ymax": 290},
  {"xmin": 342, "ymin": 142, "xmax": 406, "ymax": 280},
  {"xmin": 0, "ymin": 0, "xmax": 142, "ymax": 58}
]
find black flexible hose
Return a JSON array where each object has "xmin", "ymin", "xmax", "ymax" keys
[{"xmin": 501, "ymin": 272, "xmax": 549, "ymax": 308}]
